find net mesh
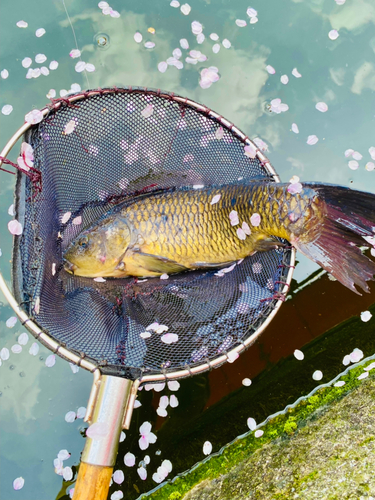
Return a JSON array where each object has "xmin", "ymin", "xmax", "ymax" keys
[{"xmin": 13, "ymin": 87, "xmax": 292, "ymax": 380}]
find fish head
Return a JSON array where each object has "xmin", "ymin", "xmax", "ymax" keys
[{"xmin": 63, "ymin": 215, "xmax": 131, "ymax": 277}]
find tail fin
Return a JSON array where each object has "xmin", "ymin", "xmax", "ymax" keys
[{"xmin": 294, "ymin": 183, "xmax": 375, "ymax": 295}]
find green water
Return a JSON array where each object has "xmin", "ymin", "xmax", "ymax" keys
[{"xmin": 1, "ymin": 0, "xmax": 375, "ymax": 498}]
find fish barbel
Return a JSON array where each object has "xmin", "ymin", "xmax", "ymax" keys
[{"xmin": 63, "ymin": 181, "xmax": 375, "ymax": 294}]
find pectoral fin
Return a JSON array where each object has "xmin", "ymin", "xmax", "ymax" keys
[
  {"xmin": 253, "ymin": 236, "xmax": 286, "ymax": 252},
  {"xmin": 122, "ymin": 250, "xmax": 189, "ymax": 277}
]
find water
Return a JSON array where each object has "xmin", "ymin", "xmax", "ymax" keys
[{"xmin": 0, "ymin": 0, "xmax": 375, "ymax": 498}]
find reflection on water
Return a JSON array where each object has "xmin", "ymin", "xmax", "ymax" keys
[{"xmin": 1, "ymin": 0, "xmax": 375, "ymax": 498}]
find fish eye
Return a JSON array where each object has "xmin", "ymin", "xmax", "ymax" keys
[{"xmin": 78, "ymin": 236, "xmax": 89, "ymax": 249}]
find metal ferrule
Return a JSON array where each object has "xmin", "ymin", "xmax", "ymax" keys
[{"xmin": 81, "ymin": 375, "xmax": 133, "ymax": 467}]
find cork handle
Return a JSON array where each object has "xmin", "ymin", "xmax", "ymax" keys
[{"xmin": 73, "ymin": 462, "xmax": 113, "ymax": 500}]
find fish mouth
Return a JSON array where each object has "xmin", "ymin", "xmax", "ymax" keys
[{"xmin": 63, "ymin": 259, "xmax": 78, "ymax": 274}]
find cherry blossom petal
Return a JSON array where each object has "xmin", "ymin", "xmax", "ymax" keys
[
  {"xmin": 2, "ymin": 105, "xmax": 13, "ymax": 115},
  {"xmin": 180, "ymin": 38, "xmax": 189, "ymax": 49},
  {"xmin": 247, "ymin": 417, "xmax": 256, "ymax": 430},
  {"xmin": 140, "ymin": 421, "xmax": 152, "ymax": 435},
  {"xmin": 124, "ymin": 452, "xmax": 135, "ymax": 466},
  {"xmin": 75, "ymin": 61, "xmax": 86, "ymax": 72},
  {"xmin": 244, "ymin": 144, "xmax": 256, "ymax": 158},
  {"xmin": 61, "ymin": 212, "xmax": 71, "ymax": 224},
  {"xmin": 45, "ymin": 354, "xmax": 56, "ymax": 367},
  {"xmin": 292, "ymin": 68, "xmax": 302, "ymax": 78},
  {"xmin": 215, "ymin": 127, "xmax": 224, "ymax": 140},
  {"xmin": 85, "ymin": 63, "xmax": 95, "ymax": 72},
  {"xmin": 18, "ymin": 333, "xmax": 29, "ymax": 345},
  {"xmin": 140, "ymin": 331, "xmax": 151, "ymax": 339},
  {"xmin": 157, "ymin": 407, "xmax": 168, "ymax": 417},
  {"xmin": 63, "ymin": 466, "xmax": 73, "ymax": 481},
  {"xmin": 35, "ymin": 53, "xmax": 47, "ymax": 64},
  {"xmin": 86, "ymin": 422, "xmax": 109, "ymax": 439},
  {"xmin": 11, "ymin": 344, "xmax": 22, "ymax": 354},
  {"xmin": 222, "ymin": 38, "xmax": 231, "ymax": 48},
  {"xmin": 366, "ymin": 162, "xmax": 375, "ymax": 171},
  {"xmin": 64, "ymin": 120, "xmax": 77, "ymax": 135},
  {"xmin": 17, "ymin": 21, "xmax": 28, "ymax": 28},
  {"xmin": 203, "ymin": 441, "xmax": 212, "ymax": 455},
  {"xmin": 315, "ymin": 102, "xmax": 328, "ymax": 112},
  {"xmin": 161, "ymin": 333, "xmax": 178, "ymax": 344},
  {"xmin": 167, "ymin": 380, "xmax": 180, "ymax": 391},
  {"xmin": 36, "ymin": 28, "xmax": 46, "ymax": 37},
  {"xmin": 312, "ymin": 370, "xmax": 323, "ymax": 381},
  {"xmin": 212, "ymin": 43, "xmax": 220, "ymax": 54},
  {"xmin": 350, "ymin": 348, "xmax": 364, "ymax": 362},
  {"xmin": 141, "ymin": 104, "xmax": 153, "ymax": 118},
  {"xmin": 369, "ymin": 146, "xmax": 375, "ymax": 160},
  {"xmin": 352, "ymin": 151, "xmax": 362, "ymax": 160},
  {"xmin": 25, "ymin": 109, "xmax": 43, "ymax": 124},
  {"xmin": 328, "ymin": 29, "xmax": 339, "ymax": 40},
  {"xmin": 250, "ymin": 213, "xmax": 261, "ymax": 226},
  {"xmin": 169, "ymin": 395, "xmax": 179, "ymax": 407},
  {"xmin": 77, "ymin": 406, "xmax": 86, "ymax": 419},
  {"xmin": 242, "ymin": 378, "xmax": 252, "ymax": 386},
  {"xmin": 113, "ymin": 470, "xmax": 124, "ymax": 484},
  {"xmin": 255, "ymin": 429, "xmax": 264, "ymax": 438},
  {"xmin": 306, "ymin": 135, "xmax": 318, "ymax": 145},
  {"xmin": 236, "ymin": 19, "xmax": 247, "ymax": 27},
  {"xmin": 58, "ymin": 449, "xmax": 71, "ymax": 461},
  {"xmin": 361, "ymin": 310, "xmax": 372, "ymax": 322},
  {"xmin": 93, "ymin": 277, "xmax": 106, "ymax": 283},
  {"xmin": 294, "ymin": 349, "xmax": 304, "ymax": 360},
  {"xmin": 229, "ymin": 210, "xmax": 239, "ymax": 226},
  {"xmin": 70, "ymin": 49, "xmax": 81, "ymax": 58},
  {"xmin": 111, "ymin": 491, "xmax": 124, "ymax": 500},
  {"xmin": 0, "ymin": 348, "xmax": 10, "ymax": 360},
  {"xmin": 266, "ymin": 65, "xmax": 275, "ymax": 74},
  {"xmin": 138, "ymin": 467, "xmax": 147, "ymax": 480},
  {"xmin": 180, "ymin": 3, "xmax": 191, "ymax": 15},
  {"xmin": 348, "ymin": 160, "xmax": 359, "ymax": 170},
  {"xmin": 227, "ymin": 351, "xmax": 239, "ymax": 363},
  {"xmin": 119, "ymin": 431, "xmax": 126, "ymax": 442},
  {"xmin": 159, "ymin": 396, "xmax": 169, "ymax": 409},
  {"xmin": 280, "ymin": 75, "xmax": 289, "ymax": 84},
  {"xmin": 160, "ymin": 273, "xmax": 169, "ymax": 280},
  {"xmin": 13, "ymin": 477, "xmax": 24, "ymax": 490},
  {"xmin": 158, "ymin": 61, "xmax": 167, "ymax": 73},
  {"xmin": 29, "ymin": 343, "xmax": 39, "ymax": 356},
  {"xmin": 288, "ymin": 182, "xmax": 302, "ymax": 194},
  {"xmin": 191, "ymin": 21, "xmax": 203, "ymax": 34},
  {"xmin": 237, "ymin": 227, "xmax": 246, "ymax": 240},
  {"xmin": 211, "ymin": 194, "xmax": 221, "ymax": 205},
  {"xmin": 6, "ymin": 316, "xmax": 17, "ymax": 328},
  {"xmin": 72, "ymin": 216, "xmax": 82, "ymax": 225},
  {"xmin": 65, "ymin": 411, "xmax": 76, "ymax": 423},
  {"xmin": 22, "ymin": 57, "xmax": 32, "ymax": 68},
  {"xmin": 247, "ymin": 7, "xmax": 257, "ymax": 17},
  {"xmin": 210, "ymin": 33, "xmax": 219, "ymax": 40},
  {"xmin": 170, "ymin": 0, "xmax": 180, "ymax": 6},
  {"xmin": 145, "ymin": 41, "xmax": 155, "ymax": 49},
  {"xmin": 291, "ymin": 123, "xmax": 299, "ymax": 134}
]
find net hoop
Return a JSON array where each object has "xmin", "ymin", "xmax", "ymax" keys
[{"xmin": 0, "ymin": 87, "xmax": 296, "ymax": 382}]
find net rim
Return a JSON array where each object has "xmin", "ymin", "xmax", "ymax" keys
[{"xmin": 0, "ymin": 86, "xmax": 296, "ymax": 382}]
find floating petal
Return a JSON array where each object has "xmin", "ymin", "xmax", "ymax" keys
[
  {"xmin": 255, "ymin": 430, "xmax": 264, "ymax": 438},
  {"xmin": 61, "ymin": 211, "xmax": 71, "ymax": 224},
  {"xmin": 328, "ymin": 29, "xmax": 339, "ymax": 40},
  {"xmin": 312, "ymin": 370, "xmax": 323, "ymax": 381},
  {"xmin": 0, "ymin": 347, "xmax": 10, "ymax": 360},
  {"xmin": 203, "ymin": 441, "xmax": 212, "ymax": 455},
  {"xmin": 168, "ymin": 380, "xmax": 180, "ymax": 391},
  {"xmin": 22, "ymin": 57, "xmax": 32, "ymax": 68},
  {"xmin": 242, "ymin": 378, "xmax": 252, "ymax": 386},
  {"xmin": 63, "ymin": 467, "xmax": 73, "ymax": 481},
  {"xmin": 244, "ymin": 144, "xmax": 256, "ymax": 158},
  {"xmin": 292, "ymin": 68, "xmax": 302, "ymax": 78},
  {"xmin": 65, "ymin": 411, "xmax": 76, "ymax": 423},
  {"xmin": 70, "ymin": 49, "xmax": 81, "ymax": 58},
  {"xmin": 138, "ymin": 467, "xmax": 147, "ymax": 480},
  {"xmin": 266, "ymin": 65, "xmax": 275, "ymax": 74},
  {"xmin": 35, "ymin": 28, "xmax": 46, "ymax": 37},
  {"xmin": 29, "ymin": 343, "xmax": 39, "ymax": 356},
  {"xmin": 294, "ymin": 349, "xmax": 304, "ymax": 360},
  {"xmin": 141, "ymin": 104, "xmax": 153, "ymax": 118},
  {"xmin": 291, "ymin": 123, "xmax": 299, "ymax": 134},
  {"xmin": 315, "ymin": 102, "xmax": 328, "ymax": 112},
  {"xmin": 180, "ymin": 3, "xmax": 191, "ymax": 15},
  {"xmin": 13, "ymin": 477, "xmax": 25, "ymax": 490},
  {"xmin": 11, "ymin": 344, "xmax": 22, "ymax": 354},
  {"xmin": 287, "ymin": 182, "xmax": 302, "ymax": 194},
  {"xmin": 113, "ymin": 470, "xmax": 124, "ymax": 484},
  {"xmin": 18, "ymin": 333, "xmax": 29, "ymax": 345},
  {"xmin": 348, "ymin": 160, "xmax": 359, "ymax": 170},
  {"xmin": 45, "ymin": 354, "xmax": 56, "ymax": 367},
  {"xmin": 6, "ymin": 316, "xmax": 17, "ymax": 328},
  {"xmin": 17, "ymin": 21, "xmax": 28, "ymax": 28},
  {"xmin": 222, "ymin": 38, "xmax": 231, "ymax": 48},
  {"xmin": 2, "ymin": 105, "xmax": 13, "ymax": 115},
  {"xmin": 124, "ymin": 452, "xmax": 135, "ymax": 466},
  {"xmin": 64, "ymin": 120, "xmax": 77, "ymax": 135},
  {"xmin": 180, "ymin": 38, "xmax": 189, "ymax": 49},
  {"xmin": 306, "ymin": 135, "xmax": 318, "ymax": 145},
  {"xmin": 236, "ymin": 19, "xmax": 247, "ymax": 27},
  {"xmin": 361, "ymin": 310, "xmax": 372, "ymax": 322},
  {"xmin": 280, "ymin": 74, "xmax": 289, "ymax": 84},
  {"xmin": 247, "ymin": 417, "xmax": 256, "ymax": 430}
]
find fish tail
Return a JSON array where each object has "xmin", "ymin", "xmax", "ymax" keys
[{"xmin": 294, "ymin": 183, "xmax": 375, "ymax": 294}]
